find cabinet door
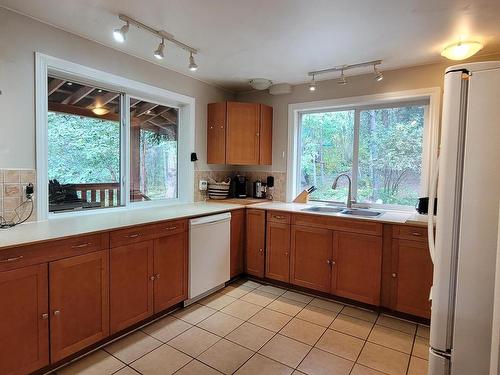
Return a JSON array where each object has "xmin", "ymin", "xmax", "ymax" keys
[
  {"xmin": 332, "ymin": 232, "xmax": 382, "ymax": 305},
  {"xmin": 110, "ymin": 241, "xmax": 154, "ymax": 334},
  {"xmin": 393, "ymin": 239, "xmax": 433, "ymax": 318},
  {"xmin": 259, "ymin": 104, "xmax": 273, "ymax": 165},
  {"xmin": 265, "ymin": 222, "xmax": 290, "ymax": 282},
  {"xmin": 0, "ymin": 264, "xmax": 49, "ymax": 375},
  {"xmin": 50, "ymin": 250, "xmax": 109, "ymax": 362},
  {"xmin": 207, "ymin": 102, "xmax": 226, "ymax": 164},
  {"xmin": 153, "ymin": 232, "xmax": 188, "ymax": 312},
  {"xmin": 230, "ymin": 208, "xmax": 246, "ymax": 278},
  {"xmin": 290, "ymin": 225, "xmax": 332, "ymax": 293},
  {"xmin": 245, "ymin": 209, "xmax": 266, "ymax": 277},
  {"xmin": 226, "ymin": 102, "xmax": 260, "ymax": 165}
]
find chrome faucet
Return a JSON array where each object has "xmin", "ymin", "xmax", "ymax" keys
[{"xmin": 332, "ymin": 173, "xmax": 354, "ymax": 208}]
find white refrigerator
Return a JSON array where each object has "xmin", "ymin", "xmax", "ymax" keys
[{"xmin": 428, "ymin": 61, "xmax": 500, "ymax": 374}]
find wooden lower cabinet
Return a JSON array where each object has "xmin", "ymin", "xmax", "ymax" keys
[
  {"xmin": 153, "ymin": 232, "xmax": 188, "ymax": 312},
  {"xmin": 110, "ymin": 241, "xmax": 154, "ymax": 334},
  {"xmin": 265, "ymin": 221, "xmax": 290, "ymax": 282},
  {"xmin": 331, "ymin": 232, "xmax": 383, "ymax": 305},
  {"xmin": 230, "ymin": 209, "xmax": 245, "ymax": 278},
  {"xmin": 245, "ymin": 209, "xmax": 266, "ymax": 277},
  {"xmin": 392, "ymin": 239, "xmax": 433, "ymax": 318},
  {"xmin": 290, "ymin": 225, "xmax": 332, "ymax": 293},
  {"xmin": 49, "ymin": 250, "xmax": 109, "ymax": 362},
  {"xmin": 0, "ymin": 264, "xmax": 49, "ymax": 375}
]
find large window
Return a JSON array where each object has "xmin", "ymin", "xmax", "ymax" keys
[{"xmin": 298, "ymin": 100, "xmax": 429, "ymax": 208}]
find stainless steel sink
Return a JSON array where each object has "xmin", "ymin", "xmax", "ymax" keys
[
  {"xmin": 341, "ymin": 209, "xmax": 382, "ymax": 217},
  {"xmin": 301, "ymin": 206, "xmax": 345, "ymax": 213}
]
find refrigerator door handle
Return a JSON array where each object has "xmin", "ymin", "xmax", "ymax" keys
[{"xmin": 428, "ymin": 157, "xmax": 439, "ymax": 265}]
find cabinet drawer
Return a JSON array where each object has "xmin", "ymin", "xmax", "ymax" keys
[
  {"xmin": 393, "ymin": 225, "xmax": 428, "ymax": 242},
  {"xmin": 0, "ymin": 233, "xmax": 109, "ymax": 271},
  {"xmin": 110, "ymin": 220, "xmax": 187, "ymax": 248},
  {"xmin": 267, "ymin": 211, "xmax": 291, "ymax": 224},
  {"xmin": 292, "ymin": 213, "xmax": 382, "ymax": 236}
]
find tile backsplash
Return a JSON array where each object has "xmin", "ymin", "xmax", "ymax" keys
[{"xmin": 0, "ymin": 169, "xmax": 37, "ymax": 223}]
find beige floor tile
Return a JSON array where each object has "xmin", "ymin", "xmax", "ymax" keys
[
  {"xmin": 412, "ymin": 336, "xmax": 430, "ymax": 360},
  {"xmin": 350, "ymin": 364, "xmax": 386, "ymax": 375},
  {"xmin": 298, "ymin": 348, "xmax": 353, "ymax": 375},
  {"xmin": 357, "ymin": 342, "xmax": 410, "ymax": 375},
  {"xmin": 130, "ymin": 344, "xmax": 191, "ymax": 375},
  {"xmin": 168, "ymin": 326, "xmax": 220, "ymax": 357},
  {"xmin": 197, "ymin": 311, "xmax": 244, "ymax": 337},
  {"xmin": 240, "ymin": 290, "xmax": 278, "ymax": 306},
  {"xmin": 238, "ymin": 280, "xmax": 262, "ymax": 289},
  {"xmin": 280, "ymin": 318, "xmax": 326, "ymax": 345},
  {"xmin": 258, "ymin": 334, "xmax": 311, "ymax": 368},
  {"xmin": 221, "ymin": 299, "xmax": 263, "ymax": 320},
  {"xmin": 309, "ymin": 298, "xmax": 344, "ymax": 313},
  {"xmin": 105, "ymin": 331, "xmax": 162, "ymax": 364},
  {"xmin": 200, "ymin": 293, "xmax": 237, "ymax": 310},
  {"xmin": 267, "ymin": 297, "xmax": 306, "ymax": 316},
  {"xmin": 330, "ymin": 314, "xmax": 374, "ymax": 339},
  {"xmin": 226, "ymin": 322, "xmax": 275, "ymax": 351},
  {"xmin": 417, "ymin": 324, "xmax": 430, "ymax": 339},
  {"xmin": 256, "ymin": 284, "xmax": 287, "ymax": 296},
  {"xmin": 408, "ymin": 356, "xmax": 429, "ymax": 375},
  {"xmin": 235, "ymin": 353, "xmax": 293, "ymax": 375},
  {"xmin": 197, "ymin": 339, "xmax": 253, "ymax": 375},
  {"xmin": 368, "ymin": 325, "xmax": 414, "ymax": 354},
  {"xmin": 175, "ymin": 359, "xmax": 223, "ymax": 375},
  {"xmin": 221, "ymin": 284, "xmax": 253, "ymax": 298},
  {"xmin": 296, "ymin": 306, "xmax": 337, "ymax": 327},
  {"xmin": 113, "ymin": 367, "xmax": 141, "ymax": 375},
  {"xmin": 173, "ymin": 303, "xmax": 217, "ymax": 324},
  {"xmin": 282, "ymin": 290, "xmax": 314, "ymax": 304},
  {"xmin": 315, "ymin": 329, "xmax": 364, "ymax": 361},
  {"xmin": 142, "ymin": 316, "xmax": 192, "ymax": 342},
  {"xmin": 248, "ymin": 308, "xmax": 292, "ymax": 332},
  {"xmin": 341, "ymin": 306, "xmax": 378, "ymax": 323},
  {"xmin": 57, "ymin": 350, "xmax": 125, "ymax": 375},
  {"xmin": 376, "ymin": 315, "xmax": 417, "ymax": 335}
]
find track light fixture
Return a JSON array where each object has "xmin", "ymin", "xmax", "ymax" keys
[
  {"xmin": 113, "ymin": 14, "xmax": 199, "ymax": 71},
  {"xmin": 308, "ymin": 74, "xmax": 317, "ymax": 92},
  {"xmin": 373, "ymin": 64, "xmax": 383, "ymax": 81},
  {"xmin": 308, "ymin": 59, "xmax": 383, "ymax": 87},
  {"xmin": 338, "ymin": 69, "xmax": 347, "ymax": 85}
]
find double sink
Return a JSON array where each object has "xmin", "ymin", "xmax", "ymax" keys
[{"xmin": 301, "ymin": 205, "xmax": 383, "ymax": 217}]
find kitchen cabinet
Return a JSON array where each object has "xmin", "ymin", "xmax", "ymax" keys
[
  {"xmin": 230, "ymin": 208, "xmax": 246, "ymax": 278},
  {"xmin": 49, "ymin": 250, "xmax": 109, "ymax": 362},
  {"xmin": 110, "ymin": 241, "xmax": 154, "ymax": 334},
  {"xmin": 331, "ymin": 232, "xmax": 382, "ymax": 305},
  {"xmin": 207, "ymin": 101, "xmax": 273, "ymax": 165},
  {"xmin": 265, "ymin": 212, "xmax": 291, "ymax": 282},
  {"xmin": 0, "ymin": 264, "xmax": 49, "ymax": 375},
  {"xmin": 290, "ymin": 225, "xmax": 332, "ymax": 293},
  {"xmin": 245, "ymin": 209, "xmax": 266, "ymax": 277}
]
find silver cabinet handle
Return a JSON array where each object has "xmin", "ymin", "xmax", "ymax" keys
[
  {"xmin": 273, "ymin": 215, "xmax": 285, "ymax": 220},
  {"xmin": 392, "ymin": 273, "xmax": 397, "ymax": 278},
  {"xmin": 326, "ymin": 259, "xmax": 336, "ymax": 266},
  {"xmin": 258, "ymin": 248, "xmax": 264, "ymax": 254},
  {"xmin": 155, "ymin": 274, "xmax": 160, "ymax": 279},
  {"xmin": 150, "ymin": 276, "xmax": 156, "ymax": 281},
  {"xmin": 126, "ymin": 233, "xmax": 142, "ymax": 238},
  {"xmin": 164, "ymin": 226, "xmax": 177, "ymax": 231},
  {"xmin": 411, "ymin": 232, "xmax": 423, "ymax": 237},
  {"xmin": 53, "ymin": 310, "xmax": 61, "ymax": 316},
  {"xmin": 0, "ymin": 255, "xmax": 24, "ymax": 263},
  {"xmin": 72, "ymin": 242, "xmax": 92, "ymax": 249},
  {"xmin": 41, "ymin": 313, "xmax": 49, "ymax": 320}
]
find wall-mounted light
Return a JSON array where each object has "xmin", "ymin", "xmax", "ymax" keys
[
  {"xmin": 189, "ymin": 52, "xmax": 198, "ymax": 71},
  {"xmin": 441, "ymin": 41, "xmax": 483, "ymax": 61},
  {"xmin": 113, "ymin": 21, "xmax": 129, "ymax": 43},
  {"xmin": 308, "ymin": 74, "xmax": 317, "ymax": 92},
  {"xmin": 154, "ymin": 39, "xmax": 165, "ymax": 60}
]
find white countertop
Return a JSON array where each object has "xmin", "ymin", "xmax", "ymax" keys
[{"xmin": 0, "ymin": 202, "xmax": 243, "ymax": 250}]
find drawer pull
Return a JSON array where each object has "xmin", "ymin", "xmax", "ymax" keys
[
  {"xmin": 164, "ymin": 226, "xmax": 178, "ymax": 231},
  {"xmin": 155, "ymin": 274, "xmax": 161, "ymax": 279},
  {"xmin": 392, "ymin": 273, "xmax": 397, "ymax": 278},
  {"xmin": 71, "ymin": 242, "xmax": 92, "ymax": 249},
  {"xmin": 126, "ymin": 233, "xmax": 142, "ymax": 238},
  {"xmin": 258, "ymin": 248, "xmax": 264, "ymax": 254},
  {"xmin": 273, "ymin": 215, "xmax": 286, "ymax": 220},
  {"xmin": 0, "ymin": 255, "xmax": 24, "ymax": 263},
  {"xmin": 41, "ymin": 313, "xmax": 49, "ymax": 320},
  {"xmin": 53, "ymin": 310, "xmax": 61, "ymax": 316},
  {"xmin": 411, "ymin": 232, "xmax": 423, "ymax": 237},
  {"xmin": 150, "ymin": 275, "xmax": 156, "ymax": 281}
]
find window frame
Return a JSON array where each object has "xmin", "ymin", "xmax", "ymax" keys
[
  {"xmin": 287, "ymin": 88, "xmax": 441, "ymax": 209},
  {"xmin": 35, "ymin": 53, "xmax": 195, "ymax": 220}
]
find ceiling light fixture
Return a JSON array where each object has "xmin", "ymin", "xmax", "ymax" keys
[
  {"xmin": 308, "ymin": 74, "xmax": 317, "ymax": 92},
  {"xmin": 338, "ymin": 69, "xmax": 347, "ymax": 85},
  {"xmin": 441, "ymin": 40, "xmax": 483, "ymax": 61},
  {"xmin": 154, "ymin": 38, "xmax": 165, "ymax": 59},
  {"xmin": 249, "ymin": 78, "xmax": 272, "ymax": 90},
  {"xmin": 189, "ymin": 52, "xmax": 198, "ymax": 71},
  {"xmin": 373, "ymin": 64, "xmax": 384, "ymax": 81},
  {"xmin": 92, "ymin": 107, "xmax": 110, "ymax": 116},
  {"xmin": 113, "ymin": 21, "xmax": 129, "ymax": 43}
]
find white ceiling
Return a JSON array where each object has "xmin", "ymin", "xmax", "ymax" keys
[{"xmin": 2, "ymin": 0, "xmax": 500, "ymax": 91}]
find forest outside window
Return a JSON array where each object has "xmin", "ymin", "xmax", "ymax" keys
[{"xmin": 298, "ymin": 100, "xmax": 429, "ymax": 208}]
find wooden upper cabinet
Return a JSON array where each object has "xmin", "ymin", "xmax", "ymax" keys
[
  {"xmin": 259, "ymin": 104, "xmax": 273, "ymax": 165},
  {"xmin": 290, "ymin": 225, "xmax": 332, "ymax": 293},
  {"xmin": 153, "ymin": 231, "xmax": 188, "ymax": 312},
  {"xmin": 110, "ymin": 241, "xmax": 154, "ymax": 334},
  {"xmin": 207, "ymin": 102, "xmax": 226, "ymax": 164},
  {"xmin": 230, "ymin": 208, "xmax": 246, "ymax": 278},
  {"xmin": 49, "ymin": 250, "xmax": 109, "ymax": 362},
  {"xmin": 265, "ymin": 221, "xmax": 290, "ymax": 282},
  {"xmin": 331, "ymin": 232, "xmax": 382, "ymax": 306},
  {"xmin": 245, "ymin": 209, "xmax": 266, "ymax": 278},
  {"xmin": 0, "ymin": 264, "xmax": 49, "ymax": 375}
]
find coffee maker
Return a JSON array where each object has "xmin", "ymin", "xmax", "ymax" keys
[{"xmin": 230, "ymin": 175, "xmax": 248, "ymax": 198}]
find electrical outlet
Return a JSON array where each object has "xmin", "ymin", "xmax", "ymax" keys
[{"xmin": 199, "ymin": 180, "xmax": 208, "ymax": 191}]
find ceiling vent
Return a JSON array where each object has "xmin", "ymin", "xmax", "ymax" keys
[{"xmin": 269, "ymin": 83, "xmax": 293, "ymax": 95}]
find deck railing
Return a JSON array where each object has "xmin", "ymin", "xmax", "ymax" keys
[{"xmin": 73, "ymin": 183, "xmax": 121, "ymax": 207}]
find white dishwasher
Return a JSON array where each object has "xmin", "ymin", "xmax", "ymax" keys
[{"xmin": 186, "ymin": 212, "xmax": 231, "ymax": 305}]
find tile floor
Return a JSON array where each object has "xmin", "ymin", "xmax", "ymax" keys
[{"xmin": 55, "ymin": 279, "xmax": 430, "ymax": 375}]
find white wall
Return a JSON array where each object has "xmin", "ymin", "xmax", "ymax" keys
[{"xmin": 0, "ymin": 8, "xmax": 234, "ymax": 170}]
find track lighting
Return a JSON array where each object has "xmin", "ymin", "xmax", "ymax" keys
[
  {"xmin": 113, "ymin": 21, "xmax": 129, "ymax": 43},
  {"xmin": 338, "ymin": 69, "xmax": 347, "ymax": 85},
  {"xmin": 308, "ymin": 59, "xmax": 383, "ymax": 87},
  {"xmin": 374, "ymin": 65, "xmax": 383, "ymax": 81},
  {"xmin": 189, "ymin": 52, "xmax": 198, "ymax": 71},
  {"xmin": 154, "ymin": 39, "xmax": 165, "ymax": 60},
  {"xmin": 308, "ymin": 74, "xmax": 317, "ymax": 92}
]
